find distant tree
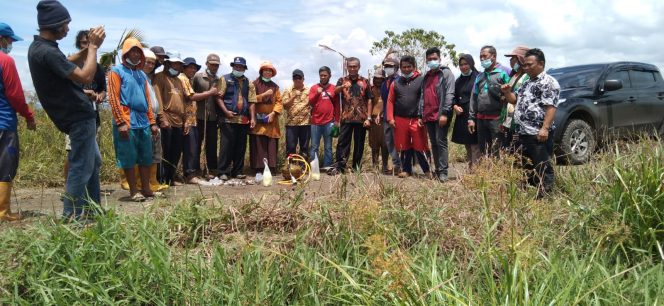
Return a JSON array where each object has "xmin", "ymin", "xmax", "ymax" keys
[
  {"xmin": 99, "ymin": 28, "xmax": 148, "ymax": 70},
  {"xmin": 370, "ymin": 28, "xmax": 458, "ymax": 71}
]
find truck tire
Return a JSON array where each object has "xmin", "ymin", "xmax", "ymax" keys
[{"xmin": 560, "ymin": 119, "xmax": 595, "ymax": 165}]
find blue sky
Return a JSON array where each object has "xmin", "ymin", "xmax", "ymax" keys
[{"xmin": 4, "ymin": 0, "xmax": 664, "ymax": 92}]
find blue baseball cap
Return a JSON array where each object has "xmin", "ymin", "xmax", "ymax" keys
[{"xmin": 0, "ymin": 23, "xmax": 23, "ymax": 42}]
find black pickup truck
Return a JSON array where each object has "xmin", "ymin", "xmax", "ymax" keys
[{"xmin": 548, "ymin": 62, "xmax": 664, "ymax": 164}]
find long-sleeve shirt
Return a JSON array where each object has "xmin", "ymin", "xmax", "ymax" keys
[
  {"xmin": 250, "ymin": 79, "xmax": 283, "ymax": 138},
  {"xmin": 107, "ymin": 64, "xmax": 155, "ymax": 128},
  {"xmin": 0, "ymin": 52, "xmax": 34, "ymax": 131},
  {"xmin": 308, "ymin": 83, "xmax": 338, "ymax": 125}
]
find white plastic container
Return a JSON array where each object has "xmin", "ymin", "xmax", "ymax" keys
[
  {"xmin": 262, "ymin": 158, "xmax": 273, "ymax": 186},
  {"xmin": 310, "ymin": 152, "xmax": 321, "ymax": 181}
]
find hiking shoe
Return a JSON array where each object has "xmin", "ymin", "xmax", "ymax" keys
[{"xmin": 437, "ymin": 173, "xmax": 449, "ymax": 182}]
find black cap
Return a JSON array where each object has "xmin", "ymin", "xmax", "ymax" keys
[
  {"xmin": 183, "ymin": 57, "xmax": 201, "ymax": 71},
  {"xmin": 292, "ymin": 69, "xmax": 304, "ymax": 78}
]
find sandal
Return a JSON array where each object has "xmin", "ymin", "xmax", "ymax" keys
[{"xmin": 131, "ymin": 193, "xmax": 146, "ymax": 202}]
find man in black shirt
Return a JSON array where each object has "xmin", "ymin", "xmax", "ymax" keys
[
  {"xmin": 28, "ymin": 0, "xmax": 106, "ymax": 220},
  {"xmin": 63, "ymin": 29, "xmax": 107, "ymax": 181}
]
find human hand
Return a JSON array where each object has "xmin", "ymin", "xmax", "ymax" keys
[
  {"xmin": 363, "ymin": 118, "xmax": 371, "ymax": 128},
  {"xmin": 468, "ymin": 120, "xmax": 476, "ymax": 134},
  {"xmin": 417, "ymin": 119, "xmax": 424, "ymax": 127},
  {"xmin": 267, "ymin": 112, "xmax": 275, "ymax": 123},
  {"xmin": 389, "ymin": 120, "xmax": 396, "ymax": 128},
  {"xmin": 264, "ymin": 89, "xmax": 274, "ymax": 96},
  {"xmin": 183, "ymin": 125, "xmax": 190, "ymax": 135},
  {"xmin": 500, "ymin": 84, "xmax": 512, "ymax": 94},
  {"xmin": 87, "ymin": 26, "xmax": 106, "ymax": 48},
  {"xmin": 160, "ymin": 121, "xmax": 170, "ymax": 129},
  {"xmin": 537, "ymin": 128, "xmax": 549, "ymax": 142},
  {"xmin": 250, "ymin": 119, "xmax": 256, "ymax": 129},
  {"xmin": 438, "ymin": 115, "xmax": 448, "ymax": 127},
  {"xmin": 225, "ymin": 110, "xmax": 236, "ymax": 119},
  {"xmin": 151, "ymin": 125, "xmax": 159, "ymax": 136},
  {"xmin": 208, "ymin": 87, "xmax": 219, "ymax": 96},
  {"xmin": 317, "ymin": 87, "xmax": 323, "ymax": 94},
  {"xmin": 118, "ymin": 123, "xmax": 129, "ymax": 139},
  {"xmin": 374, "ymin": 116, "xmax": 381, "ymax": 125},
  {"xmin": 453, "ymin": 105, "xmax": 463, "ymax": 115}
]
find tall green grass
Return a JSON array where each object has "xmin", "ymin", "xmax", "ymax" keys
[{"xmin": 1, "ymin": 139, "xmax": 663, "ymax": 304}]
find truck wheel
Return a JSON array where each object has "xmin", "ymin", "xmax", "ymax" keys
[{"xmin": 561, "ymin": 119, "xmax": 595, "ymax": 165}]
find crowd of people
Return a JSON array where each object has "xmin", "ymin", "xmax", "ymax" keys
[{"xmin": 0, "ymin": 0, "xmax": 560, "ymax": 221}]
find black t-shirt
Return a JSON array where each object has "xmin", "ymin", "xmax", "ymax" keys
[{"xmin": 28, "ymin": 35, "xmax": 95, "ymax": 133}]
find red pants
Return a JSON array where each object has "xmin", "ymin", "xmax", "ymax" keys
[{"xmin": 393, "ymin": 116, "xmax": 428, "ymax": 152}]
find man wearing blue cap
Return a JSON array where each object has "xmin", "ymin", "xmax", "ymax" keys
[
  {"xmin": 215, "ymin": 57, "xmax": 257, "ymax": 180},
  {"xmin": 0, "ymin": 23, "xmax": 37, "ymax": 221},
  {"xmin": 28, "ymin": 0, "xmax": 106, "ymax": 220}
]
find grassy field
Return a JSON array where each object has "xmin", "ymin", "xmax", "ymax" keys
[{"xmin": 2, "ymin": 108, "xmax": 663, "ymax": 304}]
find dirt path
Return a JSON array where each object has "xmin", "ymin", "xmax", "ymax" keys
[{"xmin": 5, "ymin": 163, "xmax": 469, "ymax": 224}]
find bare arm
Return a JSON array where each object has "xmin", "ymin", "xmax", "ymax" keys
[{"xmin": 67, "ymin": 27, "xmax": 105, "ymax": 84}]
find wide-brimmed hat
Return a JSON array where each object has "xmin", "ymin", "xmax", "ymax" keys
[
  {"xmin": 230, "ymin": 56, "xmax": 247, "ymax": 68},
  {"xmin": 259, "ymin": 61, "xmax": 277, "ymax": 77},
  {"xmin": 373, "ymin": 68, "xmax": 385, "ymax": 78},
  {"xmin": 150, "ymin": 46, "xmax": 169, "ymax": 58},
  {"xmin": 165, "ymin": 56, "xmax": 184, "ymax": 64}
]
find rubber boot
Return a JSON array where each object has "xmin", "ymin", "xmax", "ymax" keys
[
  {"xmin": 0, "ymin": 182, "xmax": 21, "ymax": 221},
  {"xmin": 119, "ymin": 166, "xmax": 142, "ymax": 190},
  {"xmin": 149, "ymin": 164, "xmax": 169, "ymax": 191}
]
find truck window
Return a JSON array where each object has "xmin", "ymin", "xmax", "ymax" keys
[
  {"xmin": 606, "ymin": 70, "xmax": 631, "ymax": 89},
  {"xmin": 629, "ymin": 70, "xmax": 656, "ymax": 88}
]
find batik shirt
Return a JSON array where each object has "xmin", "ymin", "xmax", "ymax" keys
[{"xmin": 514, "ymin": 71, "xmax": 560, "ymax": 135}]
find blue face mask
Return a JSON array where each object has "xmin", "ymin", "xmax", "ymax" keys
[
  {"xmin": 261, "ymin": 77, "xmax": 271, "ymax": 82},
  {"xmin": 232, "ymin": 70, "xmax": 244, "ymax": 78},
  {"xmin": 168, "ymin": 67, "xmax": 179, "ymax": 76},
  {"xmin": 481, "ymin": 59, "xmax": 493, "ymax": 69},
  {"xmin": 402, "ymin": 71, "xmax": 414, "ymax": 79},
  {"xmin": 0, "ymin": 42, "xmax": 12, "ymax": 54},
  {"xmin": 513, "ymin": 63, "xmax": 520, "ymax": 71},
  {"xmin": 427, "ymin": 60, "xmax": 440, "ymax": 70}
]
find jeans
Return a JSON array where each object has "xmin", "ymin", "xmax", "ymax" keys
[
  {"xmin": 335, "ymin": 122, "xmax": 366, "ymax": 171},
  {"xmin": 477, "ymin": 118, "xmax": 502, "ymax": 158},
  {"xmin": 518, "ymin": 134, "xmax": 555, "ymax": 193},
  {"xmin": 426, "ymin": 121, "xmax": 450, "ymax": 176},
  {"xmin": 63, "ymin": 118, "xmax": 101, "ymax": 218},
  {"xmin": 400, "ymin": 149, "xmax": 430, "ymax": 175},
  {"xmin": 286, "ymin": 125, "xmax": 311, "ymax": 159},
  {"xmin": 197, "ymin": 119, "xmax": 219, "ymax": 173},
  {"xmin": 310, "ymin": 122, "xmax": 334, "ymax": 167},
  {"xmin": 383, "ymin": 122, "xmax": 401, "ymax": 170}
]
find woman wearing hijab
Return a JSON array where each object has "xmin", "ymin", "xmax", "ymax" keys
[
  {"xmin": 451, "ymin": 54, "xmax": 481, "ymax": 169},
  {"xmin": 250, "ymin": 61, "xmax": 283, "ymax": 181}
]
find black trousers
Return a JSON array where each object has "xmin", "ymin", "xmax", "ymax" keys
[
  {"xmin": 477, "ymin": 118, "xmax": 502, "ymax": 158},
  {"xmin": 286, "ymin": 125, "xmax": 311, "ymax": 159},
  {"xmin": 218, "ymin": 122, "xmax": 249, "ymax": 177},
  {"xmin": 518, "ymin": 134, "xmax": 554, "ymax": 193},
  {"xmin": 161, "ymin": 126, "xmax": 183, "ymax": 184},
  {"xmin": 197, "ymin": 119, "xmax": 219, "ymax": 173},
  {"xmin": 182, "ymin": 126, "xmax": 199, "ymax": 177},
  {"xmin": 335, "ymin": 122, "xmax": 366, "ymax": 171}
]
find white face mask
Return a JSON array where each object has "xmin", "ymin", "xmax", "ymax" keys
[
  {"xmin": 384, "ymin": 67, "xmax": 395, "ymax": 76},
  {"xmin": 168, "ymin": 67, "xmax": 179, "ymax": 76},
  {"xmin": 126, "ymin": 57, "xmax": 141, "ymax": 66}
]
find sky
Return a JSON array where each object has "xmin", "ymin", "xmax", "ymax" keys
[{"xmin": 3, "ymin": 0, "xmax": 664, "ymax": 92}]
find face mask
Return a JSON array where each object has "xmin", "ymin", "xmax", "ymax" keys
[
  {"xmin": 232, "ymin": 70, "xmax": 244, "ymax": 78},
  {"xmin": 461, "ymin": 70, "xmax": 472, "ymax": 77},
  {"xmin": 402, "ymin": 71, "xmax": 414, "ymax": 79},
  {"xmin": 168, "ymin": 68, "xmax": 179, "ymax": 76},
  {"xmin": 126, "ymin": 58, "xmax": 140, "ymax": 66},
  {"xmin": 427, "ymin": 60, "xmax": 440, "ymax": 70},
  {"xmin": 261, "ymin": 77, "xmax": 271, "ymax": 82},
  {"xmin": 481, "ymin": 59, "xmax": 493, "ymax": 69},
  {"xmin": 206, "ymin": 69, "xmax": 216, "ymax": 77},
  {"xmin": 0, "ymin": 42, "xmax": 12, "ymax": 54},
  {"xmin": 513, "ymin": 63, "xmax": 520, "ymax": 71},
  {"xmin": 384, "ymin": 67, "xmax": 395, "ymax": 76}
]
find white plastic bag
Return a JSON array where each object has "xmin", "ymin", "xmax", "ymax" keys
[
  {"xmin": 262, "ymin": 158, "xmax": 273, "ymax": 186},
  {"xmin": 310, "ymin": 152, "xmax": 321, "ymax": 181}
]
